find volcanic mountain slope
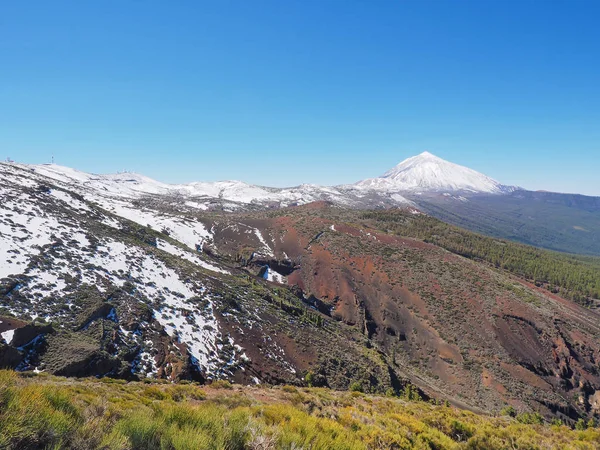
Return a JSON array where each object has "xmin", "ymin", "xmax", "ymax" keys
[
  {"xmin": 410, "ymin": 189, "xmax": 600, "ymax": 256},
  {"xmin": 354, "ymin": 151, "xmax": 510, "ymax": 193},
  {"xmin": 14, "ymin": 154, "xmax": 600, "ymax": 257},
  {"xmin": 355, "ymin": 152, "xmax": 600, "ymax": 255},
  {"xmin": 201, "ymin": 204, "xmax": 600, "ymax": 421},
  {"xmin": 3, "ymin": 162, "xmax": 600, "ymax": 422},
  {"xmin": 0, "ymin": 163, "xmax": 402, "ymax": 391}
]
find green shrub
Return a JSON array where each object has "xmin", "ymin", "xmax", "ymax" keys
[
  {"xmin": 500, "ymin": 405, "xmax": 517, "ymax": 417},
  {"xmin": 516, "ymin": 412, "xmax": 544, "ymax": 425},
  {"xmin": 304, "ymin": 371, "xmax": 314, "ymax": 387},
  {"xmin": 403, "ymin": 383, "xmax": 421, "ymax": 401},
  {"xmin": 210, "ymin": 380, "xmax": 233, "ymax": 390},
  {"xmin": 349, "ymin": 381, "xmax": 363, "ymax": 393},
  {"xmin": 143, "ymin": 386, "xmax": 170, "ymax": 401}
]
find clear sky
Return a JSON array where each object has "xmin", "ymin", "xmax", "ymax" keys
[{"xmin": 1, "ymin": 0, "xmax": 599, "ymax": 195}]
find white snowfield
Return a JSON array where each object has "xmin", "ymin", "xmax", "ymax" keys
[
  {"xmin": 1, "ymin": 329, "xmax": 15, "ymax": 345},
  {"xmin": 157, "ymin": 239, "xmax": 229, "ymax": 275}
]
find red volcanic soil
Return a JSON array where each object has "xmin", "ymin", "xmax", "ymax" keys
[
  {"xmin": 207, "ymin": 207, "xmax": 600, "ymax": 419},
  {"xmin": 0, "ymin": 317, "xmax": 26, "ymax": 334},
  {"xmin": 270, "ymin": 212, "xmax": 600, "ymax": 417}
]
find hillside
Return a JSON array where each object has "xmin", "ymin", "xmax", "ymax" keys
[
  {"xmin": 2, "ymin": 162, "xmax": 600, "ymax": 425},
  {"xmin": 198, "ymin": 204, "xmax": 600, "ymax": 421},
  {"xmin": 409, "ymin": 190, "xmax": 600, "ymax": 256},
  {"xmin": 359, "ymin": 209, "xmax": 600, "ymax": 306},
  {"xmin": 0, "ymin": 162, "xmax": 399, "ymax": 392},
  {"xmin": 2, "ymin": 370, "xmax": 600, "ymax": 450}
]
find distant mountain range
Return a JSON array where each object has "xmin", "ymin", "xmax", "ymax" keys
[
  {"xmin": 6, "ymin": 151, "xmax": 599, "ymax": 255},
  {"xmin": 21, "ymin": 151, "xmax": 514, "ymax": 206}
]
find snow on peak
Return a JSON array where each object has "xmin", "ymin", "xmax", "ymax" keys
[
  {"xmin": 13, "ymin": 162, "xmax": 405, "ymax": 209},
  {"xmin": 356, "ymin": 152, "xmax": 505, "ymax": 194}
]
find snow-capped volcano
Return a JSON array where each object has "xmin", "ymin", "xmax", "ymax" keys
[
  {"xmin": 355, "ymin": 151, "xmax": 507, "ymax": 194},
  {"xmin": 6, "ymin": 151, "xmax": 513, "ymax": 215}
]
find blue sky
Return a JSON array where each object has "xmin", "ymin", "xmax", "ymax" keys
[{"xmin": 1, "ymin": 0, "xmax": 599, "ymax": 195}]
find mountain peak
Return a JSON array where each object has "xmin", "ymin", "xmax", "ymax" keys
[{"xmin": 356, "ymin": 152, "xmax": 506, "ymax": 194}]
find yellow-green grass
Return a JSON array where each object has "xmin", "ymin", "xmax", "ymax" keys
[{"xmin": 1, "ymin": 370, "xmax": 599, "ymax": 449}]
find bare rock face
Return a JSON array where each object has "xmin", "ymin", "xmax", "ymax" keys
[
  {"xmin": 10, "ymin": 323, "xmax": 54, "ymax": 348},
  {"xmin": 589, "ymin": 391, "xmax": 600, "ymax": 412}
]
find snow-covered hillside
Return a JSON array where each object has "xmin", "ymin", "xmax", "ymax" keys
[
  {"xmin": 24, "ymin": 163, "xmax": 412, "ymax": 210},
  {"xmin": 0, "ymin": 163, "xmax": 243, "ymax": 377},
  {"xmin": 0, "ymin": 163, "xmax": 303, "ymax": 382},
  {"xmin": 16, "ymin": 152, "xmax": 514, "ymax": 211},
  {"xmin": 1, "ymin": 161, "xmax": 397, "ymax": 388},
  {"xmin": 355, "ymin": 151, "xmax": 510, "ymax": 194}
]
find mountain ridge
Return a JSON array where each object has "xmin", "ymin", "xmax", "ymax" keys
[
  {"xmin": 21, "ymin": 151, "xmax": 516, "ymax": 197},
  {"xmin": 4, "ymin": 151, "xmax": 517, "ymax": 217},
  {"xmin": 5, "ymin": 152, "xmax": 600, "ymax": 258}
]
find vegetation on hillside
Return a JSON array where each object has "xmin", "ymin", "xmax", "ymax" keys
[
  {"xmin": 414, "ymin": 193, "xmax": 600, "ymax": 257},
  {"xmin": 3, "ymin": 370, "xmax": 600, "ymax": 449},
  {"xmin": 361, "ymin": 210, "xmax": 600, "ymax": 307}
]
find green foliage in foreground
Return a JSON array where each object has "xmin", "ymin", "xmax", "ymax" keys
[
  {"xmin": 2, "ymin": 371, "xmax": 600, "ymax": 449},
  {"xmin": 361, "ymin": 210, "xmax": 600, "ymax": 306}
]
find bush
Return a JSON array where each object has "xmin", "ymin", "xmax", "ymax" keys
[
  {"xmin": 500, "ymin": 405, "xmax": 517, "ymax": 417},
  {"xmin": 349, "ymin": 381, "xmax": 363, "ymax": 393},
  {"xmin": 403, "ymin": 384, "xmax": 421, "ymax": 401},
  {"xmin": 516, "ymin": 412, "xmax": 544, "ymax": 425},
  {"xmin": 210, "ymin": 380, "xmax": 233, "ymax": 390},
  {"xmin": 450, "ymin": 419, "xmax": 474, "ymax": 441},
  {"xmin": 304, "ymin": 371, "xmax": 314, "ymax": 387},
  {"xmin": 167, "ymin": 384, "xmax": 206, "ymax": 401},
  {"xmin": 143, "ymin": 386, "xmax": 170, "ymax": 401}
]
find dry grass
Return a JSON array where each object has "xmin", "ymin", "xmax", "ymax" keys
[{"xmin": 1, "ymin": 370, "xmax": 600, "ymax": 449}]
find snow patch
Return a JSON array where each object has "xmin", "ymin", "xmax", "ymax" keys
[
  {"xmin": 157, "ymin": 239, "xmax": 229, "ymax": 274},
  {"xmin": 253, "ymin": 228, "xmax": 274, "ymax": 257},
  {"xmin": 1, "ymin": 329, "xmax": 15, "ymax": 345}
]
